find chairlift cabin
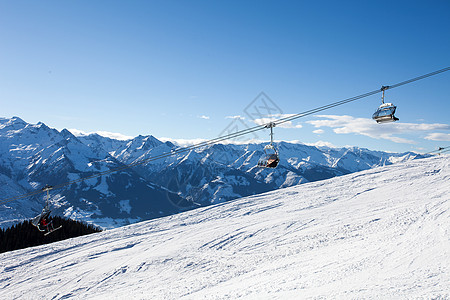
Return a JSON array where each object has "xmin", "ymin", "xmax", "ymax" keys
[
  {"xmin": 372, "ymin": 86, "xmax": 399, "ymax": 123},
  {"xmin": 372, "ymin": 103, "xmax": 399, "ymax": 123},
  {"xmin": 257, "ymin": 122, "xmax": 280, "ymax": 169},
  {"xmin": 257, "ymin": 144, "xmax": 280, "ymax": 168}
]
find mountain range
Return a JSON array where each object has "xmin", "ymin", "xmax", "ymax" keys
[{"xmin": 0, "ymin": 116, "xmax": 426, "ymax": 229}]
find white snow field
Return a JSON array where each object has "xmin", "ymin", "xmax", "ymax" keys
[{"xmin": 1, "ymin": 155, "xmax": 449, "ymax": 299}]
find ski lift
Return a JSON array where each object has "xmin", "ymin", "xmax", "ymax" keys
[
  {"xmin": 31, "ymin": 185, "xmax": 62, "ymax": 235},
  {"xmin": 257, "ymin": 122, "xmax": 280, "ymax": 168},
  {"xmin": 372, "ymin": 86, "xmax": 399, "ymax": 123}
]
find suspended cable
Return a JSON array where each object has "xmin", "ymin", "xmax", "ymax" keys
[
  {"xmin": 425, "ymin": 146, "xmax": 450, "ymax": 155},
  {"xmin": 275, "ymin": 66, "xmax": 450, "ymax": 126},
  {"xmin": 0, "ymin": 67, "xmax": 449, "ymax": 206}
]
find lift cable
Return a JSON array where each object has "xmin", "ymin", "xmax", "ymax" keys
[
  {"xmin": 0, "ymin": 67, "xmax": 449, "ymax": 206},
  {"xmin": 441, "ymin": 149, "xmax": 450, "ymax": 155},
  {"xmin": 275, "ymin": 66, "xmax": 450, "ymax": 127},
  {"xmin": 425, "ymin": 146, "xmax": 450, "ymax": 155}
]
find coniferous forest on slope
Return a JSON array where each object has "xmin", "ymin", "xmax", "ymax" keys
[{"xmin": 0, "ymin": 216, "xmax": 102, "ymax": 254}]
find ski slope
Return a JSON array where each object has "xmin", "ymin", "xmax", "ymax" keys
[{"xmin": 1, "ymin": 155, "xmax": 449, "ymax": 299}]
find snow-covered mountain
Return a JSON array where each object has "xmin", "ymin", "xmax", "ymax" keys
[
  {"xmin": 0, "ymin": 117, "xmax": 182, "ymax": 229},
  {"xmin": 1, "ymin": 155, "xmax": 448, "ymax": 299},
  {"xmin": 76, "ymin": 131, "xmax": 424, "ymax": 205},
  {"xmin": 0, "ymin": 116, "xmax": 426, "ymax": 229}
]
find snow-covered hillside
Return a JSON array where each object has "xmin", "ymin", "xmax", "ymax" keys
[{"xmin": 1, "ymin": 155, "xmax": 448, "ymax": 299}]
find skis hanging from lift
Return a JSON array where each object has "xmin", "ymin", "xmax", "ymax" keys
[{"xmin": 44, "ymin": 225, "xmax": 62, "ymax": 236}]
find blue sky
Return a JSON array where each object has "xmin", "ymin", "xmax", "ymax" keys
[{"xmin": 1, "ymin": 0, "xmax": 449, "ymax": 153}]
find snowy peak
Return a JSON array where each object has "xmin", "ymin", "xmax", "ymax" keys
[
  {"xmin": 134, "ymin": 135, "xmax": 163, "ymax": 149},
  {"xmin": 123, "ymin": 135, "xmax": 163, "ymax": 156},
  {"xmin": 0, "ymin": 116, "xmax": 26, "ymax": 128}
]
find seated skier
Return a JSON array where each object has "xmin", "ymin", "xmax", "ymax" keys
[{"xmin": 39, "ymin": 215, "xmax": 54, "ymax": 233}]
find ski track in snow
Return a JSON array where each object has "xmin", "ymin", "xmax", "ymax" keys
[{"xmin": 1, "ymin": 156, "xmax": 449, "ymax": 299}]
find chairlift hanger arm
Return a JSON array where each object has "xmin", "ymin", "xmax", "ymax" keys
[
  {"xmin": 265, "ymin": 122, "xmax": 275, "ymax": 145},
  {"xmin": 41, "ymin": 185, "xmax": 53, "ymax": 192},
  {"xmin": 380, "ymin": 86, "xmax": 390, "ymax": 104}
]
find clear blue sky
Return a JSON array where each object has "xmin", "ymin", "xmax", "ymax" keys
[{"xmin": 1, "ymin": 0, "xmax": 449, "ymax": 153}]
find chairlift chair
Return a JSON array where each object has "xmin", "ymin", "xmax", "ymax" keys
[
  {"xmin": 31, "ymin": 185, "xmax": 60, "ymax": 234},
  {"xmin": 257, "ymin": 122, "xmax": 280, "ymax": 169},
  {"xmin": 31, "ymin": 207, "xmax": 51, "ymax": 231},
  {"xmin": 257, "ymin": 144, "xmax": 280, "ymax": 168},
  {"xmin": 372, "ymin": 86, "xmax": 399, "ymax": 123}
]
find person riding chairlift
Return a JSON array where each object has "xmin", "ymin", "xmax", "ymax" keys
[{"xmin": 39, "ymin": 215, "xmax": 54, "ymax": 232}]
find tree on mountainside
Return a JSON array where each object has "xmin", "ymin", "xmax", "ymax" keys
[{"xmin": 0, "ymin": 216, "xmax": 102, "ymax": 254}]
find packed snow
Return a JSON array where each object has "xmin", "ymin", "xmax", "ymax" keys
[{"xmin": 1, "ymin": 155, "xmax": 449, "ymax": 299}]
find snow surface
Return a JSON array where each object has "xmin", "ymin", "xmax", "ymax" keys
[{"xmin": 1, "ymin": 155, "xmax": 449, "ymax": 299}]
